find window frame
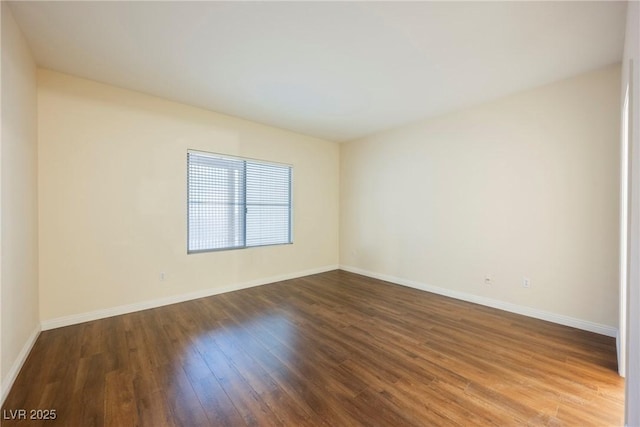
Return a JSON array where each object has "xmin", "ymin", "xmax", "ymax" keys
[{"xmin": 187, "ymin": 149, "xmax": 293, "ymax": 254}]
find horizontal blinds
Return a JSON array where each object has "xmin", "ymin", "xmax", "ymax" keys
[
  {"xmin": 246, "ymin": 162, "xmax": 292, "ymax": 247},
  {"xmin": 187, "ymin": 150, "xmax": 292, "ymax": 253},
  {"xmin": 188, "ymin": 153, "xmax": 245, "ymax": 252}
]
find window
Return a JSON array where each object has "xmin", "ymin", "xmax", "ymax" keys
[{"xmin": 187, "ymin": 150, "xmax": 292, "ymax": 253}]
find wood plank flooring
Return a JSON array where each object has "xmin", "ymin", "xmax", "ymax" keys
[{"xmin": 2, "ymin": 270, "xmax": 624, "ymax": 426}]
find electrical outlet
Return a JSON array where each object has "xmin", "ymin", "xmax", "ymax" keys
[
  {"xmin": 484, "ymin": 276, "xmax": 492, "ymax": 285},
  {"xmin": 523, "ymin": 277, "xmax": 531, "ymax": 288}
]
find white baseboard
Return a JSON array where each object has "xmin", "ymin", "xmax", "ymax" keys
[
  {"xmin": 41, "ymin": 265, "xmax": 339, "ymax": 331},
  {"xmin": 340, "ymin": 265, "xmax": 618, "ymax": 338},
  {"xmin": 1, "ymin": 325, "xmax": 41, "ymax": 406}
]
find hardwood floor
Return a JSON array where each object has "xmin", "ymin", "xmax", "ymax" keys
[{"xmin": 2, "ymin": 270, "xmax": 623, "ymax": 426}]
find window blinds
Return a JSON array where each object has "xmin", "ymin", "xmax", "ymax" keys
[{"xmin": 187, "ymin": 151, "xmax": 292, "ymax": 253}]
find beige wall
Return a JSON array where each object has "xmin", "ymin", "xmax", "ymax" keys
[
  {"xmin": 37, "ymin": 70, "xmax": 339, "ymax": 322},
  {"xmin": 341, "ymin": 65, "xmax": 621, "ymax": 328},
  {"xmin": 1, "ymin": 3, "xmax": 40, "ymax": 401}
]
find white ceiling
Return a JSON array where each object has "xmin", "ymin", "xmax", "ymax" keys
[{"xmin": 9, "ymin": 1, "xmax": 626, "ymax": 142}]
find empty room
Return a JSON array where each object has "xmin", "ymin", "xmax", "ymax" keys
[{"xmin": 1, "ymin": 1, "xmax": 639, "ymax": 426}]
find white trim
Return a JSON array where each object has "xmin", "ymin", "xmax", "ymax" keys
[
  {"xmin": 617, "ymin": 329, "xmax": 621, "ymax": 374},
  {"xmin": 619, "ymin": 81, "xmax": 631, "ymax": 378},
  {"xmin": 340, "ymin": 265, "xmax": 618, "ymax": 338},
  {"xmin": 41, "ymin": 265, "xmax": 339, "ymax": 331},
  {"xmin": 1, "ymin": 325, "xmax": 40, "ymax": 406}
]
